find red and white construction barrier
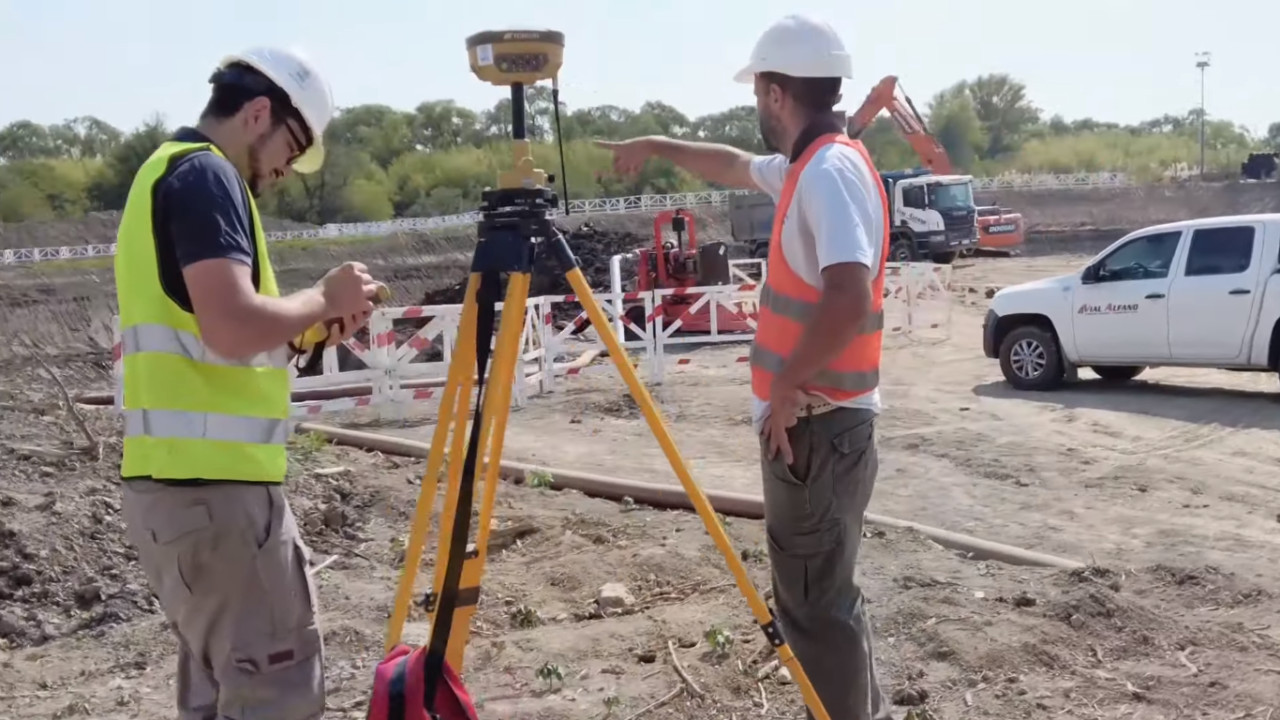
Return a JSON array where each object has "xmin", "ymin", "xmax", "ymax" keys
[{"xmin": 109, "ymin": 261, "xmax": 952, "ymax": 417}]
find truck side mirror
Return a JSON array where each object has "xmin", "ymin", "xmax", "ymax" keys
[{"xmin": 1081, "ymin": 264, "xmax": 1098, "ymax": 284}]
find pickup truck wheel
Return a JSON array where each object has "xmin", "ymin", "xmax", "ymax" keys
[
  {"xmin": 999, "ymin": 325, "xmax": 1064, "ymax": 391},
  {"xmin": 1090, "ymin": 365, "xmax": 1145, "ymax": 382}
]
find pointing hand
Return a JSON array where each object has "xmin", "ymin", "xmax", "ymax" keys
[{"xmin": 593, "ymin": 137, "xmax": 655, "ymax": 176}]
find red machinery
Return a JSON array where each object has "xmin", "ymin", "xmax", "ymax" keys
[{"xmin": 623, "ymin": 209, "xmax": 756, "ymax": 337}]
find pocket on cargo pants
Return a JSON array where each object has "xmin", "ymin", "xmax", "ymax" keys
[
  {"xmin": 760, "ymin": 418, "xmax": 843, "ymax": 603},
  {"xmin": 221, "ymin": 490, "xmax": 326, "ymax": 720}
]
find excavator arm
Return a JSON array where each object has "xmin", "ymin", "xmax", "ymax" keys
[{"xmin": 846, "ymin": 75, "xmax": 954, "ymax": 175}]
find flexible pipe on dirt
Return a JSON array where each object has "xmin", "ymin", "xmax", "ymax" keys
[
  {"xmin": 297, "ymin": 423, "xmax": 1085, "ymax": 571},
  {"xmin": 553, "ymin": 348, "xmax": 602, "ymax": 372}
]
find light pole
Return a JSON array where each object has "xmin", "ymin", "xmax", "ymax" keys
[{"xmin": 1196, "ymin": 51, "xmax": 1211, "ymax": 177}]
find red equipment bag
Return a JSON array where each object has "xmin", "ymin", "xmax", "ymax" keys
[{"xmin": 366, "ymin": 643, "xmax": 479, "ymax": 720}]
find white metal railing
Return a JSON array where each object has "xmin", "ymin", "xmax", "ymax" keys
[
  {"xmin": 972, "ymin": 171, "xmax": 1132, "ymax": 191},
  {"xmin": 4, "ymin": 172, "xmax": 1133, "ymax": 266}
]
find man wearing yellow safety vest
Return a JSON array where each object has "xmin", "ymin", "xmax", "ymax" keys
[
  {"xmin": 596, "ymin": 15, "xmax": 894, "ymax": 720},
  {"xmin": 115, "ymin": 47, "xmax": 383, "ymax": 719}
]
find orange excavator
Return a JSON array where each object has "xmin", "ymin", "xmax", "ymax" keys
[{"xmin": 845, "ymin": 75, "xmax": 1026, "ymax": 257}]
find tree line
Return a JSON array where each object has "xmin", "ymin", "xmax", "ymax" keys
[{"xmin": 1, "ymin": 73, "xmax": 1276, "ymax": 226}]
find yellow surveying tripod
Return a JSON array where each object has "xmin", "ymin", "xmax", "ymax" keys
[{"xmin": 381, "ymin": 29, "xmax": 831, "ymax": 720}]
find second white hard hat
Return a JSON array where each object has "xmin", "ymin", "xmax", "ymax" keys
[
  {"xmin": 733, "ymin": 15, "xmax": 853, "ymax": 83},
  {"xmin": 218, "ymin": 47, "xmax": 335, "ymax": 174}
]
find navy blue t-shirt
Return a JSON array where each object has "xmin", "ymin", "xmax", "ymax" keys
[{"xmin": 152, "ymin": 127, "xmax": 259, "ymax": 312}]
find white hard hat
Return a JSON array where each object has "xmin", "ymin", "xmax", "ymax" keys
[
  {"xmin": 217, "ymin": 47, "xmax": 335, "ymax": 174},
  {"xmin": 733, "ymin": 15, "xmax": 853, "ymax": 83}
]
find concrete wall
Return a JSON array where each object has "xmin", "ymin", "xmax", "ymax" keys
[{"xmin": 977, "ymin": 181, "xmax": 1280, "ymax": 231}]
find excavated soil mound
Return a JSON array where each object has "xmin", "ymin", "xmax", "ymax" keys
[{"xmin": 418, "ymin": 219, "xmax": 650, "ymax": 307}]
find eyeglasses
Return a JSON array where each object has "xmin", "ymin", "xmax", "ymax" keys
[{"xmin": 282, "ymin": 119, "xmax": 307, "ymax": 165}]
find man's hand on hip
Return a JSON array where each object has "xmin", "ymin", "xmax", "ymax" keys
[{"xmin": 762, "ymin": 379, "xmax": 806, "ymax": 465}]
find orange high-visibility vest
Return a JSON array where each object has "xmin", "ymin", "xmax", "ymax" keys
[{"xmin": 749, "ymin": 133, "xmax": 890, "ymax": 403}]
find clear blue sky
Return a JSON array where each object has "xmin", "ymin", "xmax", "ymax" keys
[{"xmin": 2, "ymin": 0, "xmax": 1276, "ymax": 137}]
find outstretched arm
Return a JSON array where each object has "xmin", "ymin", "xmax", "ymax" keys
[{"xmin": 595, "ymin": 137, "xmax": 765, "ymax": 191}]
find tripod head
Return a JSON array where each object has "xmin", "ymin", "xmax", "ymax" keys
[{"xmin": 464, "ymin": 29, "xmax": 572, "ymax": 271}]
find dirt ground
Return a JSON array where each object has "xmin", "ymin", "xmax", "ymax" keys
[{"xmin": 2, "ymin": 235, "xmax": 1280, "ymax": 718}]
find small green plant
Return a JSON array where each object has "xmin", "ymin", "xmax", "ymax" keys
[
  {"xmin": 510, "ymin": 604, "xmax": 542, "ymax": 629},
  {"xmin": 288, "ymin": 431, "xmax": 328, "ymax": 458},
  {"xmin": 535, "ymin": 661, "xmax": 564, "ymax": 690},
  {"xmin": 740, "ymin": 546, "xmax": 767, "ymax": 563},
  {"xmin": 602, "ymin": 693, "xmax": 622, "ymax": 715},
  {"xmin": 526, "ymin": 469, "xmax": 554, "ymax": 489},
  {"xmin": 704, "ymin": 625, "xmax": 734, "ymax": 657}
]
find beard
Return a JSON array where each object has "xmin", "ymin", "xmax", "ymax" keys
[
  {"xmin": 758, "ymin": 110, "xmax": 782, "ymax": 154},
  {"xmin": 245, "ymin": 137, "xmax": 269, "ymax": 198}
]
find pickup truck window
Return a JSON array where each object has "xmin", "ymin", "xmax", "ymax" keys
[
  {"xmin": 1095, "ymin": 230, "xmax": 1182, "ymax": 282},
  {"xmin": 1184, "ymin": 226, "xmax": 1254, "ymax": 277}
]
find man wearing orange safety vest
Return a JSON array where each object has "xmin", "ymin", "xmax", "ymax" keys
[{"xmin": 596, "ymin": 14, "xmax": 893, "ymax": 719}]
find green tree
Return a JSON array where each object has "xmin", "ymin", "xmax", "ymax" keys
[
  {"xmin": 86, "ymin": 116, "xmax": 170, "ymax": 211},
  {"xmin": 0, "ymin": 75, "xmax": 1272, "ymax": 230},
  {"xmin": 1266, "ymin": 122, "xmax": 1280, "ymax": 151},
  {"xmin": 325, "ymin": 105, "xmax": 415, "ymax": 169},
  {"xmin": 964, "ymin": 74, "xmax": 1041, "ymax": 160},
  {"xmin": 927, "ymin": 84, "xmax": 987, "ymax": 172},
  {"xmin": 0, "ymin": 120, "xmax": 61, "ymax": 161},
  {"xmin": 412, "ymin": 100, "xmax": 482, "ymax": 151}
]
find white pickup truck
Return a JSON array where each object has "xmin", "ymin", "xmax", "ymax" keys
[{"xmin": 983, "ymin": 214, "xmax": 1280, "ymax": 390}]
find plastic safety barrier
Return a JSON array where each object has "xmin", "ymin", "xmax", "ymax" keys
[{"xmin": 108, "ymin": 261, "xmax": 953, "ymax": 417}]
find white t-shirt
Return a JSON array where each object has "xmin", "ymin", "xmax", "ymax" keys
[{"xmin": 748, "ymin": 143, "xmax": 886, "ymax": 433}]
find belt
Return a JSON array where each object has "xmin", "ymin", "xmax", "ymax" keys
[{"xmin": 799, "ymin": 400, "xmax": 839, "ymax": 417}]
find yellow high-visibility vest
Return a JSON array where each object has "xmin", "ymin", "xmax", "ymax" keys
[{"xmin": 114, "ymin": 140, "xmax": 292, "ymax": 483}]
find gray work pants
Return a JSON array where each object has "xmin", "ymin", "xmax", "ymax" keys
[
  {"xmin": 121, "ymin": 480, "xmax": 325, "ymax": 720},
  {"xmin": 759, "ymin": 407, "xmax": 893, "ymax": 720}
]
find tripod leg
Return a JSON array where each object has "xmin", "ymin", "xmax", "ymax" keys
[
  {"xmin": 427, "ymin": 276, "xmax": 487, "ymax": 621},
  {"xmin": 561, "ymin": 266, "xmax": 832, "ymax": 720},
  {"xmin": 384, "ymin": 273, "xmax": 481, "ymax": 652},
  {"xmin": 440, "ymin": 270, "xmax": 532, "ymax": 671}
]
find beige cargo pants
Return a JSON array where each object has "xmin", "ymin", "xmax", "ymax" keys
[
  {"xmin": 759, "ymin": 406, "xmax": 893, "ymax": 720},
  {"xmin": 121, "ymin": 480, "xmax": 325, "ymax": 720}
]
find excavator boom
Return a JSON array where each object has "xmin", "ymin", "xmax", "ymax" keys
[{"xmin": 846, "ymin": 75, "xmax": 955, "ymax": 175}]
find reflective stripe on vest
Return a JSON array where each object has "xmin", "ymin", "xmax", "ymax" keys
[
  {"xmin": 124, "ymin": 409, "xmax": 291, "ymax": 446},
  {"xmin": 121, "ymin": 323, "xmax": 292, "ymax": 369},
  {"xmin": 749, "ymin": 133, "xmax": 891, "ymax": 403},
  {"xmin": 115, "ymin": 140, "xmax": 292, "ymax": 484}
]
